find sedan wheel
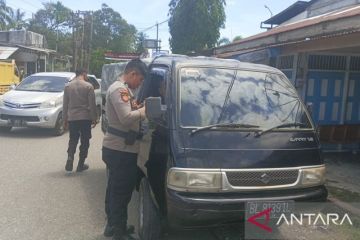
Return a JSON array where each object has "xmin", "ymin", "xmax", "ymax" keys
[{"xmin": 53, "ymin": 113, "xmax": 64, "ymax": 136}]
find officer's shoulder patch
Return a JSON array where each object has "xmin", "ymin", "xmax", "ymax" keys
[{"xmin": 119, "ymin": 88, "xmax": 129, "ymax": 103}]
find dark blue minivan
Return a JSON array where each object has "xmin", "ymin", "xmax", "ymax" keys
[{"xmin": 133, "ymin": 55, "xmax": 327, "ymax": 239}]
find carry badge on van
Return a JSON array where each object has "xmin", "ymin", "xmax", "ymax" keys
[{"xmin": 119, "ymin": 89, "xmax": 129, "ymax": 103}]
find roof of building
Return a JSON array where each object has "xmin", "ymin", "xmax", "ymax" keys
[
  {"xmin": 17, "ymin": 45, "xmax": 56, "ymax": 54},
  {"xmin": 263, "ymin": 1, "xmax": 311, "ymax": 25},
  {"xmin": 0, "ymin": 46, "xmax": 18, "ymax": 59},
  {"xmin": 215, "ymin": 5, "xmax": 360, "ymax": 57}
]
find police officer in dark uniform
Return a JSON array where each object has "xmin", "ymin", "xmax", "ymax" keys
[
  {"xmin": 102, "ymin": 59, "xmax": 147, "ymax": 240},
  {"xmin": 63, "ymin": 68, "xmax": 97, "ymax": 172}
]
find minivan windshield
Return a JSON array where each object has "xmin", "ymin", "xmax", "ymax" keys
[
  {"xmin": 16, "ymin": 76, "xmax": 69, "ymax": 92},
  {"xmin": 180, "ymin": 68, "xmax": 312, "ymax": 130}
]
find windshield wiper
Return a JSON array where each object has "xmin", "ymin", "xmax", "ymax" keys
[
  {"xmin": 190, "ymin": 123, "xmax": 259, "ymax": 136},
  {"xmin": 256, "ymin": 122, "xmax": 308, "ymax": 137}
]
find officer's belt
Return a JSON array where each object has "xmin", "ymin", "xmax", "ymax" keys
[
  {"xmin": 107, "ymin": 126, "xmax": 127, "ymax": 138},
  {"xmin": 107, "ymin": 126, "xmax": 142, "ymax": 140}
]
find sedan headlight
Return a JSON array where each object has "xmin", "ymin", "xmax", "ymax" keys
[
  {"xmin": 40, "ymin": 98, "xmax": 62, "ymax": 109},
  {"xmin": 301, "ymin": 166, "xmax": 326, "ymax": 186},
  {"xmin": 167, "ymin": 168, "xmax": 222, "ymax": 192}
]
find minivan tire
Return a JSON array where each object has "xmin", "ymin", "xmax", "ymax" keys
[
  {"xmin": 0, "ymin": 126, "xmax": 12, "ymax": 132},
  {"xmin": 53, "ymin": 113, "xmax": 64, "ymax": 136},
  {"xmin": 138, "ymin": 177, "xmax": 161, "ymax": 240}
]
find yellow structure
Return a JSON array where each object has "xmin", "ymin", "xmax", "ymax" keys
[{"xmin": 0, "ymin": 60, "xmax": 20, "ymax": 94}]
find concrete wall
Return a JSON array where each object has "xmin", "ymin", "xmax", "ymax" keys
[
  {"xmin": 308, "ymin": 0, "xmax": 360, "ymax": 17},
  {"xmin": 0, "ymin": 31, "xmax": 45, "ymax": 48}
]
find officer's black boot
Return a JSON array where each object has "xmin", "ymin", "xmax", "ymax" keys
[
  {"xmin": 103, "ymin": 222, "xmax": 114, "ymax": 237},
  {"xmin": 76, "ymin": 157, "xmax": 89, "ymax": 172},
  {"xmin": 112, "ymin": 227, "xmax": 137, "ymax": 240},
  {"xmin": 104, "ymin": 223, "xmax": 134, "ymax": 237},
  {"xmin": 65, "ymin": 155, "xmax": 74, "ymax": 172}
]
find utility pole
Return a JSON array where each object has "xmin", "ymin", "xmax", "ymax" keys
[
  {"xmin": 72, "ymin": 10, "xmax": 93, "ymax": 72},
  {"xmin": 156, "ymin": 22, "xmax": 159, "ymax": 53}
]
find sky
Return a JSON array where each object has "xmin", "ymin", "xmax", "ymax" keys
[{"xmin": 8, "ymin": 0, "xmax": 299, "ymax": 51}]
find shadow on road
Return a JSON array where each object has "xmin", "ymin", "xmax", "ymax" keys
[{"xmin": 0, "ymin": 127, "xmax": 62, "ymax": 139}]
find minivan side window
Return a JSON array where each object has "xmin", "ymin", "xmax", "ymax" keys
[{"xmin": 140, "ymin": 67, "xmax": 168, "ymax": 104}]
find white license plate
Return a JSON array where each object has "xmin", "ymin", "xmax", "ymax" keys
[
  {"xmin": 246, "ymin": 201, "xmax": 294, "ymax": 219},
  {"xmin": 11, "ymin": 120, "xmax": 25, "ymax": 127}
]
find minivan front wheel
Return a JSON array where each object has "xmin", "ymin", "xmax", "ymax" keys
[
  {"xmin": 53, "ymin": 113, "xmax": 64, "ymax": 136},
  {"xmin": 138, "ymin": 177, "xmax": 161, "ymax": 240}
]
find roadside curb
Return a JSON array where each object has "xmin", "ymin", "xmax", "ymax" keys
[{"xmin": 328, "ymin": 197, "xmax": 360, "ymax": 217}]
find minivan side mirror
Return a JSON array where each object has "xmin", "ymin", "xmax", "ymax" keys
[
  {"xmin": 145, "ymin": 97, "xmax": 166, "ymax": 121},
  {"xmin": 10, "ymin": 84, "xmax": 16, "ymax": 90}
]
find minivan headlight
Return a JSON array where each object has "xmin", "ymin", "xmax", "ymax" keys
[
  {"xmin": 40, "ymin": 97, "xmax": 62, "ymax": 109},
  {"xmin": 40, "ymin": 100, "xmax": 57, "ymax": 108},
  {"xmin": 167, "ymin": 169, "xmax": 222, "ymax": 192},
  {"xmin": 301, "ymin": 166, "xmax": 326, "ymax": 186}
]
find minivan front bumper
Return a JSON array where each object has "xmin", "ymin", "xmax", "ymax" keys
[
  {"xmin": 0, "ymin": 106, "xmax": 61, "ymax": 128},
  {"xmin": 166, "ymin": 185, "xmax": 328, "ymax": 228}
]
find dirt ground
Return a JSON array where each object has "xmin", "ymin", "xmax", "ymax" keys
[{"xmin": 324, "ymin": 152, "xmax": 360, "ymax": 201}]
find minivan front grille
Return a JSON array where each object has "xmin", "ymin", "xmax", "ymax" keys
[
  {"xmin": 4, "ymin": 101, "xmax": 41, "ymax": 109},
  {"xmin": 0, "ymin": 114, "xmax": 40, "ymax": 122},
  {"xmin": 226, "ymin": 170, "xmax": 299, "ymax": 187}
]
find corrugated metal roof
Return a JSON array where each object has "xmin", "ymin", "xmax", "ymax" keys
[
  {"xmin": 218, "ymin": 5, "xmax": 360, "ymax": 50},
  {"xmin": 217, "ymin": 28, "xmax": 360, "ymax": 58},
  {"xmin": 263, "ymin": 1, "xmax": 310, "ymax": 25},
  {"xmin": 17, "ymin": 45, "xmax": 56, "ymax": 54},
  {"xmin": 0, "ymin": 46, "xmax": 18, "ymax": 59}
]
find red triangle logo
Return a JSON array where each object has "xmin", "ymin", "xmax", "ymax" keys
[{"xmin": 247, "ymin": 207, "xmax": 273, "ymax": 233}]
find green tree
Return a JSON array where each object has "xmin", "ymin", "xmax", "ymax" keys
[
  {"xmin": 8, "ymin": 8, "xmax": 26, "ymax": 30},
  {"xmin": 28, "ymin": 1, "xmax": 73, "ymax": 54},
  {"xmin": 232, "ymin": 35, "xmax": 243, "ymax": 42},
  {"xmin": 89, "ymin": 48, "xmax": 110, "ymax": 77},
  {"xmin": 168, "ymin": 0, "xmax": 226, "ymax": 54},
  {"xmin": 217, "ymin": 37, "xmax": 230, "ymax": 46},
  {"xmin": 135, "ymin": 32, "xmax": 148, "ymax": 54},
  {"xmin": 92, "ymin": 4, "xmax": 137, "ymax": 53},
  {"xmin": 0, "ymin": 0, "xmax": 12, "ymax": 30}
]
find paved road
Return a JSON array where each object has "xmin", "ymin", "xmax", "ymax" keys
[
  {"xmin": 0, "ymin": 126, "xmax": 220, "ymax": 240},
  {"xmin": 0, "ymin": 126, "xmax": 357, "ymax": 240}
]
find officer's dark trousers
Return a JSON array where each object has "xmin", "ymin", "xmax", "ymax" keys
[
  {"xmin": 102, "ymin": 147, "xmax": 137, "ymax": 231},
  {"xmin": 67, "ymin": 120, "xmax": 92, "ymax": 159}
]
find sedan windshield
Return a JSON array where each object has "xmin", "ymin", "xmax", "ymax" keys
[
  {"xmin": 180, "ymin": 68, "xmax": 312, "ymax": 130},
  {"xmin": 16, "ymin": 76, "xmax": 69, "ymax": 92}
]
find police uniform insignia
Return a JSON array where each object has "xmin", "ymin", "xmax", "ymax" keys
[{"xmin": 119, "ymin": 89, "xmax": 129, "ymax": 103}]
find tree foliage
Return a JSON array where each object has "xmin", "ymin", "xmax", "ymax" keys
[
  {"xmin": 92, "ymin": 4, "xmax": 137, "ymax": 53},
  {"xmin": 28, "ymin": 1, "xmax": 73, "ymax": 54},
  {"xmin": 135, "ymin": 32, "xmax": 148, "ymax": 55},
  {"xmin": 217, "ymin": 37, "xmax": 230, "ymax": 46},
  {"xmin": 232, "ymin": 35, "xmax": 243, "ymax": 42},
  {"xmin": 168, "ymin": 0, "xmax": 226, "ymax": 54},
  {"xmin": 0, "ymin": 0, "xmax": 12, "ymax": 30},
  {"xmin": 8, "ymin": 8, "xmax": 26, "ymax": 30},
  {"xmin": 2, "ymin": 1, "xmax": 140, "ymax": 76}
]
